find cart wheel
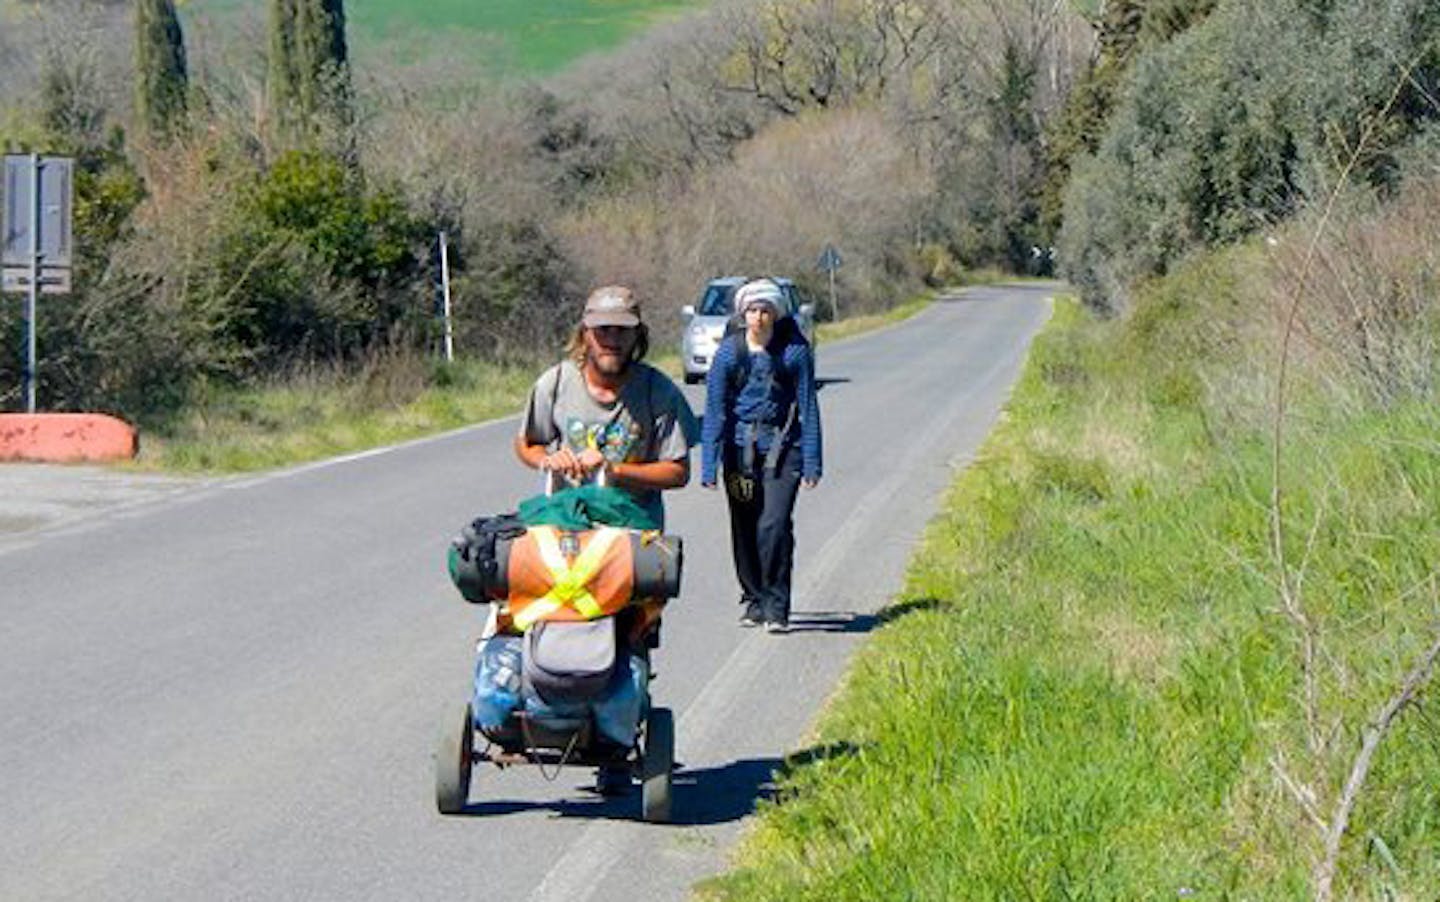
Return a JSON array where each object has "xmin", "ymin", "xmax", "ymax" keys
[
  {"xmin": 435, "ymin": 704, "xmax": 474, "ymax": 815},
  {"xmin": 640, "ymin": 707, "xmax": 674, "ymax": 823}
]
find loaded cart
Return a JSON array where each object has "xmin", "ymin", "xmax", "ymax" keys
[{"xmin": 435, "ymin": 487, "xmax": 683, "ymax": 822}]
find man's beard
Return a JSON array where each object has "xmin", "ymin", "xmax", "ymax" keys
[{"xmin": 589, "ymin": 349, "xmax": 629, "ymax": 377}]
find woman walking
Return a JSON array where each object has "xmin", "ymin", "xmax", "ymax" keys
[{"xmin": 700, "ymin": 278, "xmax": 822, "ymax": 632}]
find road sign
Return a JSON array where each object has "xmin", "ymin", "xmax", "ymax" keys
[
  {"xmin": 3, "ymin": 155, "xmax": 73, "ymax": 268},
  {"xmin": 3, "ymin": 153, "xmax": 76, "ymax": 413},
  {"xmin": 3, "ymin": 267, "xmax": 71, "ymax": 295},
  {"xmin": 817, "ymin": 243, "xmax": 843, "ymax": 321},
  {"xmin": 817, "ymin": 244, "xmax": 843, "ymax": 273}
]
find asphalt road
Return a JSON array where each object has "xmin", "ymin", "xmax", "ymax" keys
[{"xmin": 0, "ymin": 284, "xmax": 1053, "ymax": 901}]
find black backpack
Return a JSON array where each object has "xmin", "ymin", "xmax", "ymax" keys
[{"xmin": 448, "ymin": 513, "xmax": 528, "ymax": 603}]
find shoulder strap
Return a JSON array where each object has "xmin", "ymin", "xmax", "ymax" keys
[
  {"xmin": 725, "ymin": 332, "xmax": 751, "ymax": 394},
  {"xmin": 763, "ymin": 340, "xmax": 802, "ymax": 474},
  {"xmin": 543, "ymin": 362, "xmax": 568, "ymax": 447}
]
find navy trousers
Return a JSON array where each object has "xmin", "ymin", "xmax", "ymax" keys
[{"xmin": 724, "ymin": 455, "xmax": 803, "ymax": 625}]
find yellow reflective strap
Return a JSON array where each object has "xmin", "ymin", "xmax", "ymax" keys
[
  {"xmin": 533, "ymin": 527, "xmax": 568, "ymax": 574},
  {"xmin": 517, "ymin": 527, "xmax": 623, "ymax": 628},
  {"xmin": 565, "ymin": 527, "xmax": 622, "ymax": 595},
  {"xmin": 512, "ymin": 598, "xmax": 561, "ymax": 631}
]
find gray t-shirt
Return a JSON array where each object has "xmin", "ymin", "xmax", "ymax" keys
[{"xmin": 519, "ymin": 360, "xmax": 698, "ymax": 526}]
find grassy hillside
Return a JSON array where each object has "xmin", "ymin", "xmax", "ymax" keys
[
  {"xmin": 183, "ymin": 0, "xmax": 702, "ymax": 72},
  {"xmin": 701, "ymin": 229, "xmax": 1440, "ymax": 899}
]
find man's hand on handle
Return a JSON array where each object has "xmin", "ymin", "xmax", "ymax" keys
[{"xmin": 540, "ymin": 446, "xmax": 606, "ymax": 483}]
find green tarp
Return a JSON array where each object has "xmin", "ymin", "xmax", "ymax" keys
[{"xmin": 516, "ymin": 485, "xmax": 661, "ymax": 531}]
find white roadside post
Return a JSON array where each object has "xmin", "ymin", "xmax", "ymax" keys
[{"xmin": 439, "ymin": 230, "xmax": 454, "ymax": 363}]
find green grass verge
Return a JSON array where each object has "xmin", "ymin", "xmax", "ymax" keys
[
  {"xmin": 132, "ymin": 356, "xmax": 541, "ymax": 472},
  {"xmin": 699, "ymin": 251, "xmax": 1440, "ymax": 899}
]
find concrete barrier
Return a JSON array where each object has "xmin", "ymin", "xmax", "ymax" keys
[{"xmin": 0, "ymin": 413, "xmax": 138, "ymax": 463}]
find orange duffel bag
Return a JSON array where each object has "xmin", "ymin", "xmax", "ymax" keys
[{"xmin": 449, "ymin": 520, "xmax": 682, "ymax": 629}]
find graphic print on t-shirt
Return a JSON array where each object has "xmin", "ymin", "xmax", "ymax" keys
[{"xmin": 564, "ymin": 415, "xmax": 641, "ymax": 463}]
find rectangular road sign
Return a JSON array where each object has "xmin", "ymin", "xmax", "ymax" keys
[
  {"xmin": 3, "ymin": 155, "xmax": 74, "ymax": 267},
  {"xmin": 3, "ymin": 266, "xmax": 72, "ymax": 295}
]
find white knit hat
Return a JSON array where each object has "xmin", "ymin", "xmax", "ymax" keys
[{"xmin": 733, "ymin": 279, "xmax": 783, "ymax": 315}]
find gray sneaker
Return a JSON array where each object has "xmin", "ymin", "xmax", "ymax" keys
[
  {"xmin": 739, "ymin": 600, "xmax": 763, "ymax": 627},
  {"xmin": 764, "ymin": 620, "xmax": 788, "ymax": 634}
]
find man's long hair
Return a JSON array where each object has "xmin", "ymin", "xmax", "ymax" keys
[{"xmin": 567, "ymin": 323, "xmax": 650, "ymax": 368}]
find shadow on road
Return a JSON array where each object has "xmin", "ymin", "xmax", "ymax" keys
[
  {"xmin": 449, "ymin": 742, "xmax": 866, "ymax": 825},
  {"xmin": 877, "ymin": 596, "xmax": 948, "ymax": 624},
  {"xmin": 785, "ymin": 611, "xmax": 879, "ymax": 634},
  {"xmin": 449, "ymin": 758, "xmax": 777, "ymax": 825},
  {"xmin": 669, "ymin": 739, "xmax": 867, "ymax": 825},
  {"xmin": 668, "ymin": 757, "xmax": 782, "ymax": 824}
]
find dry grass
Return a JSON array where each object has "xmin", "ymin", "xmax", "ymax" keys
[
  {"xmin": 1088, "ymin": 608, "xmax": 1178, "ymax": 685},
  {"xmin": 1264, "ymin": 178, "xmax": 1440, "ymax": 405}
]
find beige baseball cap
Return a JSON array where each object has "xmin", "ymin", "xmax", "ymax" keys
[{"xmin": 583, "ymin": 285, "xmax": 642, "ymax": 328}]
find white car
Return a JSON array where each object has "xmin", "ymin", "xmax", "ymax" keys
[{"xmin": 679, "ymin": 276, "xmax": 816, "ymax": 384}]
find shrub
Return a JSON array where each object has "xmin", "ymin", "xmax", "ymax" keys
[{"xmin": 1059, "ymin": 0, "xmax": 1440, "ymax": 312}]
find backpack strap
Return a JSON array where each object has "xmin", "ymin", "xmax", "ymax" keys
[
  {"xmin": 765, "ymin": 394, "xmax": 798, "ymax": 475},
  {"xmin": 724, "ymin": 329, "xmax": 750, "ymax": 395}
]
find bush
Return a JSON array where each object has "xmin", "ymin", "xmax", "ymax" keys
[
  {"xmin": 558, "ymin": 108, "xmax": 934, "ymax": 337},
  {"xmin": 1059, "ymin": 0, "xmax": 1440, "ymax": 312}
]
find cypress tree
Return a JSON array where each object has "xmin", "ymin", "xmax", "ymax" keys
[
  {"xmin": 135, "ymin": 0, "xmax": 189, "ymax": 138},
  {"xmin": 268, "ymin": 0, "xmax": 352, "ymax": 142},
  {"xmin": 268, "ymin": 0, "xmax": 300, "ymax": 129}
]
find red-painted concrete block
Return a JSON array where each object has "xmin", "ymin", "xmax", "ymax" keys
[{"xmin": 0, "ymin": 413, "xmax": 138, "ymax": 463}]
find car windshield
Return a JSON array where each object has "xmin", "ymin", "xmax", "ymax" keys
[{"xmin": 698, "ymin": 284, "xmax": 737, "ymax": 317}]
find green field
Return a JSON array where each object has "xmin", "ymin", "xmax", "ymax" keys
[{"xmin": 183, "ymin": 0, "xmax": 702, "ymax": 72}]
